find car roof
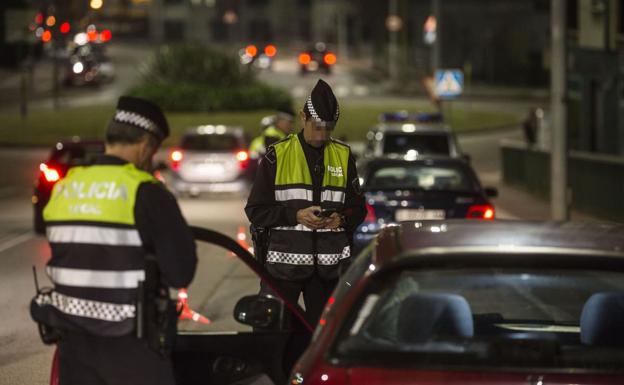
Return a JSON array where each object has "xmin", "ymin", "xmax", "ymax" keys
[
  {"xmin": 372, "ymin": 220, "xmax": 624, "ymax": 266},
  {"xmin": 362, "ymin": 156, "xmax": 469, "ymax": 167},
  {"xmin": 184, "ymin": 125, "xmax": 244, "ymax": 136},
  {"xmin": 54, "ymin": 138, "xmax": 105, "ymax": 148},
  {"xmin": 372, "ymin": 123, "xmax": 452, "ymax": 133}
]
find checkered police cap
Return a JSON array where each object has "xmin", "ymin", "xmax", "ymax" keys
[
  {"xmin": 303, "ymin": 79, "xmax": 340, "ymax": 124},
  {"xmin": 113, "ymin": 96, "xmax": 169, "ymax": 142}
]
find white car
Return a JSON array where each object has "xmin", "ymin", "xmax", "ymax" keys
[
  {"xmin": 364, "ymin": 112, "xmax": 467, "ymax": 160},
  {"xmin": 166, "ymin": 126, "xmax": 251, "ymax": 196}
]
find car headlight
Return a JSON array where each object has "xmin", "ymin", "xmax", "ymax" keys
[{"xmin": 72, "ymin": 62, "xmax": 84, "ymax": 74}]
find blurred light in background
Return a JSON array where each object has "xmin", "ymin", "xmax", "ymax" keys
[
  {"xmin": 90, "ymin": 0, "xmax": 103, "ymax": 10},
  {"xmin": 223, "ymin": 10, "xmax": 238, "ymax": 24},
  {"xmin": 100, "ymin": 29, "xmax": 112, "ymax": 42},
  {"xmin": 245, "ymin": 45, "xmax": 257, "ymax": 57},
  {"xmin": 41, "ymin": 30, "xmax": 52, "ymax": 43},
  {"xmin": 264, "ymin": 44, "xmax": 277, "ymax": 57},
  {"xmin": 60, "ymin": 22, "xmax": 71, "ymax": 34},
  {"xmin": 45, "ymin": 16, "xmax": 56, "ymax": 27},
  {"xmin": 298, "ymin": 53, "xmax": 311, "ymax": 65},
  {"xmin": 74, "ymin": 32, "xmax": 88, "ymax": 45}
]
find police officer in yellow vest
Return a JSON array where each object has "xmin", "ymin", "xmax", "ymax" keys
[
  {"xmin": 249, "ymin": 105, "xmax": 295, "ymax": 160},
  {"xmin": 34, "ymin": 96, "xmax": 197, "ymax": 385},
  {"xmin": 245, "ymin": 80, "xmax": 366, "ymax": 324}
]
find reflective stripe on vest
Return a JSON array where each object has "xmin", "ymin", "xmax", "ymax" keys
[
  {"xmin": 275, "ymin": 188, "xmax": 313, "ymax": 202},
  {"xmin": 46, "ymin": 266, "xmax": 145, "ymax": 289},
  {"xmin": 274, "ymin": 224, "xmax": 346, "ymax": 232},
  {"xmin": 47, "ymin": 225, "xmax": 142, "ymax": 246},
  {"xmin": 266, "ymin": 246, "xmax": 350, "ymax": 266},
  {"xmin": 35, "ymin": 291, "xmax": 135, "ymax": 322}
]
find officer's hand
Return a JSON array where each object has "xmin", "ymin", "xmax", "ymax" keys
[
  {"xmin": 297, "ymin": 206, "xmax": 324, "ymax": 229},
  {"xmin": 322, "ymin": 213, "xmax": 343, "ymax": 230}
]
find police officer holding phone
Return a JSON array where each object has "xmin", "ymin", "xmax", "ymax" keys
[{"xmin": 245, "ymin": 79, "xmax": 366, "ymax": 324}]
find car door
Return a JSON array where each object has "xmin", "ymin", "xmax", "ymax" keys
[{"xmin": 172, "ymin": 226, "xmax": 314, "ymax": 385}]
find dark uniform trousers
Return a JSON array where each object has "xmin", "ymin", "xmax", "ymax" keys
[
  {"xmin": 58, "ymin": 334, "xmax": 175, "ymax": 385},
  {"xmin": 260, "ymin": 275, "xmax": 337, "ymax": 325}
]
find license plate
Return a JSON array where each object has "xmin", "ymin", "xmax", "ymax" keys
[
  {"xmin": 197, "ymin": 163, "xmax": 224, "ymax": 174},
  {"xmin": 395, "ymin": 209, "xmax": 445, "ymax": 221}
]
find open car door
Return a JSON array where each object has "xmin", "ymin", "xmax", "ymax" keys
[
  {"xmin": 48, "ymin": 226, "xmax": 313, "ymax": 385},
  {"xmin": 173, "ymin": 226, "xmax": 313, "ymax": 385}
]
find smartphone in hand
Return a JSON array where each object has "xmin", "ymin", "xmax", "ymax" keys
[{"xmin": 317, "ymin": 208, "xmax": 338, "ymax": 218}]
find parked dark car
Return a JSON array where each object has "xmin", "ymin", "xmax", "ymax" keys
[
  {"xmin": 165, "ymin": 125, "xmax": 251, "ymax": 197},
  {"xmin": 47, "ymin": 222, "xmax": 624, "ymax": 385},
  {"xmin": 32, "ymin": 138, "xmax": 105, "ymax": 234},
  {"xmin": 364, "ymin": 111, "xmax": 466, "ymax": 160},
  {"xmin": 353, "ymin": 156, "xmax": 497, "ymax": 254},
  {"xmin": 298, "ymin": 42, "xmax": 336, "ymax": 75}
]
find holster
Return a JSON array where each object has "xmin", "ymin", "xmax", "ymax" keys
[
  {"xmin": 250, "ymin": 224, "xmax": 269, "ymax": 265},
  {"xmin": 30, "ymin": 287, "xmax": 63, "ymax": 345},
  {"xmin": 136, "ymin": 261, "xmax": 177, "ymax": 357}
]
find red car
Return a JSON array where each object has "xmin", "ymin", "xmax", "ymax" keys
[
  {"xmin": 45, "ymin": 221, "xmax": 624, "ymax": 384},
  {"xmin": 291, "ymin": 221, "xmax": 624, "ymax": 385}
]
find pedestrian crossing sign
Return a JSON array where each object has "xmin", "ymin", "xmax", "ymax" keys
[{"xmin": 434, "ymin": 69, "xmax": 463, "ymax": 99}]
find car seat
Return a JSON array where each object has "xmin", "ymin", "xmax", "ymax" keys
[
  {"xmin": 580, "ymin": 292, "xmax": 624, "ymax": 347},
  {"xmin": 397, "ymin": 293, "xmax": 474, "ymax": 344}
]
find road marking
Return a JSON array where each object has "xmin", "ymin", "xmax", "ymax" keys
[{"xmin": 0, "ymin": 232, "xmax": 35, "ymax": 254}]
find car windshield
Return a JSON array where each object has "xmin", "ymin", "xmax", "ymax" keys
[
  {"xmin": 181, "ymin": 134, "xmax": 240, "ymax": 151},
  {"xmin": 50, "ymin": 144, "xmax": 104, "ymax": 166},
  {"xmin": 365, "ymin": 164, "xmax": 478, "ymax": 192},
  {"xmin": 383, "ymin": 132, "xmax": 450, "ymax": 155},
  {"xmin": 336, "ymin": 266, "xmax": 624, "ymax": 370}
]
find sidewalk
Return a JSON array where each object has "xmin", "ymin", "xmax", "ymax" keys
[{"xmin": 492, "ymin": 181, "xmax": 601, "ymax": 222}]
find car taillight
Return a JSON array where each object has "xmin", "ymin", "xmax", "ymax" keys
[
  {"xmin": 39, "ymin": 163, "xmax": 60, "ymax": 183},
  {"xmin": 323, "ymin": 52, "xmax": 337, "ymax": 65},
  {"xmin": 245, "ymin": 44, "xmax": 258, "ymax": 57},
  {"xmin": 264, "ymin": 44, "xmax": 277, "ymax": 57},
  {"xmin": 299, "ymin": 53, "xmax": 311, "ymax": 65},
  {"xmin": 236, "ymin": 150, "xmax": 250, "ymax": 169},
  {"xmin": 365, "ymin": 202, "xmax": 377, "ymax": 222},
  {"xmin": 466, "ymin": 204, "xmax": 495, "ymax": 220},
  {"xmin": 169, "ymin": 149, "xmax": 183, "ymax": 170}
]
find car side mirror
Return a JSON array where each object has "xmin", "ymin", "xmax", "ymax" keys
[
  {"xmin": 462, "ymin": 153, "xmax": 471, "ymax": 163},
  {"xmin": 234, "ymin": 294, "xmax": 283, "ymax": 330},
  {"xmin": 484, "ymin": 187, "xmax": 498, "ymax": 198}
]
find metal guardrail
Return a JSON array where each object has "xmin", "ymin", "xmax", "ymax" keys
[{"xmin": 501, "ymin": 141, "xmax": 624, "ymax": 221}]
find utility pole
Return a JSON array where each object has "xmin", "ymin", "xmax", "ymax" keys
[{"xmin": 550, "ymin": 0, "xmax": 568, "ymax": 220}]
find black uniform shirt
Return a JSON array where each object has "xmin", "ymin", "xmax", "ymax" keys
[
  {"xmin": 95, "ymin": 155, "xmax": 197, "ymax": 288},
  {"xmin": 245, "ymin": 132, "xmax": 366, "ymax": 234}
]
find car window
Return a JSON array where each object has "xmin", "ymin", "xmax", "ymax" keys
[
  {"xmin": 181, "ymin": 134, "xmax": 240, "ymax": 151},
  {"xmin": 383, "ymin": 132, "xmax": 450, "ymax": 155},
  {"xmin": 50, "ymin": 145, "xmax": 104, "ymax": 166},
  {"xmin": 335, "ymin": 266, "xmax": 624, "ymax": 369},
  {"xmin": 366, "ymin": 164, "xmax": 477, "ymax": 192}
]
